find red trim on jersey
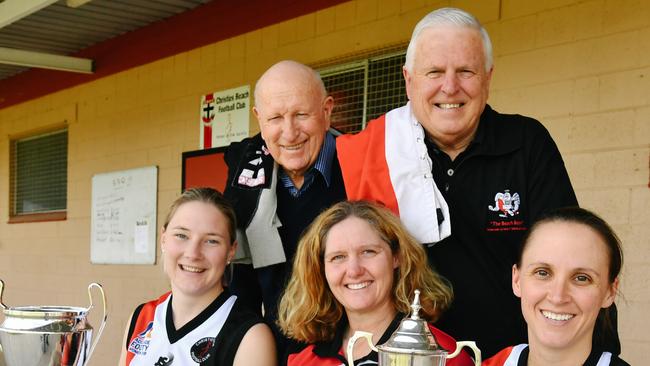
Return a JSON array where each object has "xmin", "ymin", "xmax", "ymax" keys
[
  {"xmin": 336, "ymin": 116, "xmax": 400, "ymax": 215},
  {"xmin": 430, "ymin": 324, "xmax": 476, "ymax": 366},
  {"xmin": 287, "ymin": 344, "xmax": 341, "ymax": 366},
  {"xmin": 287, "ymin": 323, "xmax": 474, "ymax": 366},
  {"xmin": 482, "ymin": 346, "xmax": 515, "ymax": 366},
  {"xmin": 126, "ymin": 292, "xmax": 171, "ymax": 365}
]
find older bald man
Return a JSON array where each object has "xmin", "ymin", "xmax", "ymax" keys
[{"xmin": 223, "ymin": 60, "xmax": 346, "ymax": 355}]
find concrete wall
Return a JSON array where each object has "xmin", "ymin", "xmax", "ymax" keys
[{"xmin": 0, "ymin": 0, "xmax": 648, "ymax": 364}]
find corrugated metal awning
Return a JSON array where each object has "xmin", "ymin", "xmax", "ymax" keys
[{"xmin": 0, "ymin": 0, "xmax": 211, "ymax": 80}]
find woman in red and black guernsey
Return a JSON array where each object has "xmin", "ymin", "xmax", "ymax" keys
[
  {"xmin": 484, "ymin": 207, "xmax": 629, "ymax": 366},
  {"xmin": 119, "ymin": 188, "xmax": 276, "ymax": 366},
  {"xmin": 277, "ymin": 201, "xmax": 475, "ymax": 366}
]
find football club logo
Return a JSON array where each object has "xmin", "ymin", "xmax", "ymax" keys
[
  {"xmin": 191, "ymin": 337, "xmax": 215, "ymax": 363},
  {"xmin": 237, "ymin": 149, "xmax": 267, "ymax": 187},
  {"xmin": 201, "ymin": 93, "xmax": 216, "ymax": 149},
  {"xmin": 128, "ymin": 321, "xmax": 154, "ymax": 355},
  {"xmin": 202, "ymin": 94, "xmax": 216, "ymax": 124},
  {"xmin": 488, "ymin": 190, "xmax": 520, "ymax": 217}
]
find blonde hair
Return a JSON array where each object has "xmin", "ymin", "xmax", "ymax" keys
[
  {"xmin": 162, "ymin": 187, "xmax": 237, "ymax": 285},
  {"xmin": 163, "ymin": 187, "xmax": 236, "ymax": 244},
  {"xmin": 277, "ymin": 201, "xmax": 453, "ymax": 343}
]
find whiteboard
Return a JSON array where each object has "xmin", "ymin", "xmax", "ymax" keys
[{"xmin": 90, "ymin": 166, "xmax": 158, "ymax": 264}]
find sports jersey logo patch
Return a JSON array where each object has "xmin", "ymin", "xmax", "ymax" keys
[
  {"xmin": 238, "ymin": 166, "xmax": 265, "ymax": 187},
  {"xmin": 488, "ymin": 190, "xmax": 520, "ymax": 217},
  {"xmin": 128, "ymin": 321, "xmax": 154, "ymax": 355},
  {"xmin": 190, "ymin": 337, "xmax": 215, "ymax": 363},
  {"xmin": 237, "ymin": 149, "xmax": 267, "ymax": 187}
]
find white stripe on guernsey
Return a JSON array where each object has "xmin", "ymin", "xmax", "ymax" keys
[
  {"xmin": 357, "ymin": 360, "xmax": 378, "ymax": 365},
  {"xmin": 384, "ymin": 103, "xmax": 451, "ymax": 244},
  {"xmin": 505, "ymin": 344, "xmax": 529, "ymax": 366},
  {"xmin": 245, "ymin": 162, "xmax": 286, "ymax": 268},
  {"xmin": 506, "ymin": 346, "xmax": 613, "ymax": 366},
  {"xmin": 597, "ymin": 352, "xmax": 612, "ymax": 366}
]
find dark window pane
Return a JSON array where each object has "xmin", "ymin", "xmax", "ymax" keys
[
  {"xmin": 323, "ymin": 67, "xmax": 365, "ymax": 133},
  {"xmin": 320, "ymin": 52, "xmax": 407, "ymax": 134},
  {"xmin": 367, "ymin": 53, "xmax": 407, "ymax": 121},
  {"xmin": 13, "ymin": 130, "xmax": 68, "ymax": 214}
]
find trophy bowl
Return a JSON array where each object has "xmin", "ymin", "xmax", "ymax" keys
[{"xmin": 0, "ymin": 280, "xmax": 107, "ymax": 366}]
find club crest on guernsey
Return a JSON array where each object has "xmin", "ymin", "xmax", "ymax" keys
[
  {"xmin": 237, "ymin": 145, "xmax": 272, "ymax": 187},
  {"xmin": 191, "ymin": 337, "xmax": 215, "ymax": 362},
  {"xmin": 488, "ymin": 190, "xmax": 520, "ymax": 217}
]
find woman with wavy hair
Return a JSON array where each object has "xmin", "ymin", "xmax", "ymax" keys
[{"xmin": 278, "ymin": 200, "xmax": 473, "ymax": 365}]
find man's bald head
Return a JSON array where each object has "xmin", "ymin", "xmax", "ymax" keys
[
  {"xmin": 252, "ymin": 60, "xmax": 334, "ymax": 187},
  {"xmin": 254, "ymin": 60, "xmax": 327, "ymax": 108}
]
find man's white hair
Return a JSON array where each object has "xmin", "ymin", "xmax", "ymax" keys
[{"xmin": 404, "ymin": 7, "xmax": 493, "ymax": 73}]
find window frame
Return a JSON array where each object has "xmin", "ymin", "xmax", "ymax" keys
[
  {"xmin": 8, "ymin": 127, "xmax": 68, "ymax": 224},
  {"xmin": 319, "ymin": 50, "xmax": 407, "ymax": 133}
]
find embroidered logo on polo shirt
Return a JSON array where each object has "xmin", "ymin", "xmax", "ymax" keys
[
  {"xmin": 488, "ymin": 190, "xmax": 520, "ymax": 217},
  {"xmin": 190, "ymin": 337, "xmax": 215, "ymax": 363},
  {"xmin": 487, "ymin": 190, "xmax": 526, "ymax": 232},
  {"xmin": 128, "ymin": 321, "xmax": 154, "ymax": 355}
]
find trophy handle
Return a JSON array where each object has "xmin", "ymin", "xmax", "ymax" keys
[
  {"xmin": 346, "ymin": 331, "xmax": 378, "ymax": 366},
  {"xmin": 447, "ymin": 341, "xmax": 481, "ymax": 366},
  {"xmin": 0, "ymin": 279, "xmax": 6, "ymax": 309},
  {"xmin": 86, "ymin": 282, "xmax": 107, "ymax": 359}
]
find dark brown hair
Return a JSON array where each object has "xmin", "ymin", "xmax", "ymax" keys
[{"xmin": 518, "ymin": 206, "xmax": 623, "ymax": 348}]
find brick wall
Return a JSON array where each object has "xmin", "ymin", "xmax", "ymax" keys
[
  {"xmin": 488, "ymin": 0, "xmax": 650, "ymax": 362},
  {"xmin": 0, "ymin": 0, "xmax": 648, "ymax": 364}
]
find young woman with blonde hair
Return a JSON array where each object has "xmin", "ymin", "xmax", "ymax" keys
[{"xmin": 119, "ymin": 188, "xmax": 276, "ymax": 366}]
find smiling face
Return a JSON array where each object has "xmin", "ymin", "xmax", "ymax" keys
[
  {"xmin": 161, "ymin": 201, "xmax": 236, "ymax": 301},
  {"xmin": 254, "ymin": 62, "xmax": 333, "ymax": 185},
  {"xmin": 512, "ymin": 221, "xmax": 617, "ymax": 353},
  {"xmin": 323, "ymin": 216, "xmax": 399, "ymax": 319},
  {"xmin": 403, "ymin": 26, "xmax": 492, "ymax": 157}
]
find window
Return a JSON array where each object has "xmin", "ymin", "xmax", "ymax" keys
[
  {"xmin": 9, "ymin": 128, "xmax": 68, "ymax": 222},
  {"xmin": 320, "ymin": 51, "xmax": 408, "ymax": 133}
]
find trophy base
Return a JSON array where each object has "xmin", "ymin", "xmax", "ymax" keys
[{"xmin": 0, "ymin": 330, "xmax": 92, "ymax": 366}]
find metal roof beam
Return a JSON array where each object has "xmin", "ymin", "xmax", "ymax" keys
[
  {"xmin": 0, "ymin": 0, "xmax": 58, "ymax": 28},
  {"xmin": 0, "ymin": 46, "xmax": 94, "ymax": 74}
]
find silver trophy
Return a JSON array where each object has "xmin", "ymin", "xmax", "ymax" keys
[
  {"xmin": 0, "ymin": 280, "xmax": 107, "ymax": 366},
  {"xmin": 346, "ymin": 290, "xmax": 481, "ymax": 366}
]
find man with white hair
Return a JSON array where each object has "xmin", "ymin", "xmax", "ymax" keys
[{"xmin": 337, "ymin": 7, "xmax": 619, "ymax": 358}]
